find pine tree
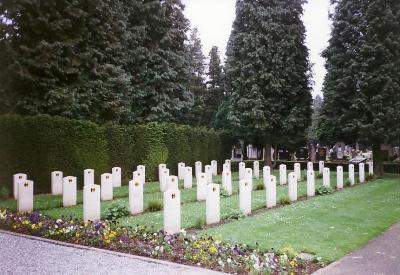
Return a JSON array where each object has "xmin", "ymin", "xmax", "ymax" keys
[
  {"xmin": 308, "ymin": 95, "xmax": 323, "ymax": 143},
  {"xmin": 226, "ymin": 0, "xmax": 312, "ymax": 167},
  {"xmin": 319, "ymin": 0, "xmax": 400, "ymax": 175}
]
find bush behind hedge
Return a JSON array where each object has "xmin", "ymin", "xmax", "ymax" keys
[{"xmin": 0, "ymin": 115, "xmax": 231, "ymax": 195}]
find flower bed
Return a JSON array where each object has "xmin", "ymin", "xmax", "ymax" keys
[{"xmin": 0, "ymin": 208, "xmax": 323, "ymax": 274}]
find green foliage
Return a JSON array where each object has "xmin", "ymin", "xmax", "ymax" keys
[
  {"xmin": 255, "ymin": 183, "xmax": 265, "ymax": 191},
  {"xmin": 279, "ymin": 196, "xmax": 291, "ymax": 206},
  {"xmin": 220, "ymin": 189, "xmax": 230, "ymax": 198},
  {"xmin": 194, "ymin": 217, "xmax": 206, "ymax": 229},
  {"xmin": 316, "ymin": 186, "xmax": 333, "ymax": 196},
  {"xmin": 226, "ymin": 209, "xmax": 246, "ymax": 221},
  {"xmin": 225, "ymin": 0, "xmax": 312, "ymax": 146},
  {"xmin": 148, "ymin": 200, "xmax": 163, "ymax": 212},
  {"xmin": 0, "ymin": 186, "xmax": 10, "ymax": 200},
  {"xmin": 316, "ymin": 173, "xmax": 323, "ymax": 179},
  {"xmin": 104, "ymin": 203, "xmax": 129, "ymax": 223}
]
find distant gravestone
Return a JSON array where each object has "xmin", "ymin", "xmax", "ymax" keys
[
  {"xmin": 184, "ymin": 167, "xmax": 193, "ymax": 189},
  {"xmin": 51, "ymin": 171, "xmax": 63, "ymax": 195},
  {"xmin": 100, "ymin": 173, "xmax": 113, "ymax": 201},
  {"xmin": 167, "ymin": 176, "xmax": 179, "ymax": 190},
  {"xmin": 368, "ymin": 162, "xmax": 374, "ymax": 175},
  {"xmin": 159, "ymin": 164, "xmax": 167, "ymax": 182},
  {"xmin": 349, "ymin": 164, "xmax": 355, "ymax": 186},
  {"xmin": 63, "ymin": 176, "xmax": 77, "ymax": 207},
  {"xmin": 224, "ymin": 159, "xmax": 231, "ymax": 171},
  {"xmin": 294, "ymin": 163, "xmax": 301, "ymax": 182},
  {"xmin": 137, "ymin": 165, "xmax": 146, "ymax": 184},
  {"xmin": 196, "ymin": 173, "xmax": 207, "ymax": 201},
  {"xmin": 195, "ymin": 161, "xmax": 202, "ymax": 178},
  {"xmin": 239, "ymin": 179, "xmax": 252, "ymax": 215},
  {"xmin": 206, "ymin": 184, "xmax": 220, "ymax": 225},
  {"xmin": 245, "ymin": 168, "xmax": 253, "ymax": 189},
  {"xmin": 266, "ymin": 175, "xmax": 276, "ymax": 208},
  {"xmin": 323, "ymin": 167, "xmax": 330, "ymax": 187},
  {"xmin": 253, "ymin": 161, "xmax": 260, "ymax": 178},
  {"xmin": 279, "ymin": 164, "xmax": 287, "ymax": 185},
  {"xmin": 83, "ymin": 184, "xmax": 100, "ymax": 222},
  {"xmin": 17, "ymin": 180, "xmax": 33, "ymax": 212},
  {"xmin": 307, "ymin": 170, "xmax": 315, "ymax": 197},
  {"xmin": 307, "ymin": 162, "xmax": 313, "ymax": 171},
  {"xmin": 223, "ymin": 163, "xmax": 229, "ymax": 172},
  {"xmin": 163, "ymin": 190, "xmax": 181, "ymax": 235},
  {"xmin": 13, "ymin": 173, "xmax": 27, "ymax": 200},
  {"xmin": 288, "ymin": 172, "xmax": 297, "ymax": 202},
  {"xmin": 318, "ymin": 161, "xmax": 324, "ymax": 174},
  {"xmin": 263, "ymin": 166, "xmax": 271, "ymax": 184},
  {"xmin": 135, "ymin": 171, "xmax": 145, "ymax": 186},
  {"xmin": 239, "ymin": 162, "xmax": 246, "ymax": 180},
  {"xmin": 337, "ymin": 166, "xmax": 343, "ymax": 189},
  {"xmin": 178, "ymin": 162, "xmax": 185, "ymax": 180},
  {"xmin": 205, "ymin": 165, "xmax": 212, "ymax": 184},
  {"xmin": 112, "ymin": 167, "xmax": 121, "ymax": 187},
  {"xmin": 211, "ymin": 160, "xmax": 218, "ymax": 176},
  {"xmin": 84, "ymin": 169, "xmax": 94, "ymax": 186},
  {"xmin": 359, "ymin": 163, "xmax": 365, "ymax": 183},
  {"xmin": 129, "ymin": 179, "xmax": 143, "ymax": 215},
  {"xmin": 222, "ymin": 170, "xmax": 232, "ymax": 195},
  {"xmin": 160, "ymin": 168, "xmax": 169, "ymax": 192}
]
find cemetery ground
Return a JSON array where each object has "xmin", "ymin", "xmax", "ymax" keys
[{"xmin": 0, "ymin": 170, "xmax": 399, "ymax": 274}]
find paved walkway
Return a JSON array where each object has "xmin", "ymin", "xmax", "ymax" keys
[
  {"xmin": 0, "ymin": 230, "xmax": 224, "ymax": 275},
  {"xmin": 314, "ymin": 223, "xmax": 400, "ymax": 275}
]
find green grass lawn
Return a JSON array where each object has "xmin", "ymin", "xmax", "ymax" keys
[{"xmin": 199, "ymin": 174, "xmax": 400, "ymax": 262}]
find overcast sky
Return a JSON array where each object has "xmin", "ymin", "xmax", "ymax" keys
[{"xmin": 182, "ymin": 0, "xmax": 332, "ymax": 97}]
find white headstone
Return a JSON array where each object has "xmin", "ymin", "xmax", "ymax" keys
[
  {"xmin": 368, "ymin": 162, "xmax": 374, "ymax": 175},
  {"xmin": 279, "ymin": 164, "xmax": 287, "ymax": 185},
  {"xmin": 222, "ymin": 163, "xmax": 229, "ymax": 172},
  {"xmin": 205, "ymin": 165, "xmax": 212, "ymax": 183},
  {"xmin": 319, "ymin": 161, "xmax": 324, "ymax": 174},
  {"xmin": 253, "ymin": 161, "xmax": 260, "ymax": 178},
  {"xmin": 167, "ymin": 175, "xmax": 179, "ymax": 190},
  {"xmin": 337, "ymin": 166, "xmax": 344, "ymax": 189},
  {"xmin": 13, "ymin": 173, "xmax": 27, "ymax": 200},
  {"xmin": 195, "ymin": 161, "xmax": 202, "ymax": 178},
  {"xmin": 112, "ymin": 167, "xmax": 121, "ymax": 187},
  {"xmin": 184, "ymin": 167, "xmax": 192, "ymax": 189},
  {"xmin": 222, "ymin": 170, "xmax": 232, "ymax": 195},
  {"xmin": 129, "ymin": 179, "xmax": 143, "ymax": 215},
  {"xmin": 323, "ymin": 167, "xmax": 330, "ymax": 187},
  {"xmin": 100, "ymin": 173, "xmax": 113, "ymax": 201},
  {"xmin": 239, "ymin": 179, "xmax": 252, "ymax": 215},
  {"xmin": 224, "ymin": 159, "xmax": 231, "ymax": 171},
  {"xmin": 211, "ymin": 160, "xmax": 218, "ymax": 176},
  {"xmin": 349, "ymin": 164, "xmax": 355, "ymax": 186},
  {"xmin": 178, "ymin": 162, "xmax": 185, "ymax": 180},
  {"xmin": 307, "ymin": 170, "xmax": 315, "ymax": 197},
  {"xmin": 160, "ymin": 168, "xmax": 169, "ymax": 192},
  {"xmin": 51, "ymin": 171, "xmax": 63, "ymax": 195},
  {"xmin": 137, "ymin": 165, "xmax": 146, "ymax": 184},
  {"xmin": 159, "ymin": 164, "xmax": 167, "ymax": 181},
  {"xmin": 265, "ymin": 175, "xmax": 276, "ymax": 208},
  {"xmin": 359, "ymin": 163, "xmax": 365, "ymax": 183},
  {"xmin": 83, "ymin": 184, "xmax": 100, "ymax": 222},
  {"xmin": 288, "ymin": 172, "xmax": 297, "ymax": 202},
  {"xmin": 294, "ymin": 163, "xmax": 301, "ymax": 182},
  {"xmin": 84, "ymin": 169, "xmax": 94, "ymax": 186},
  {"xmin": 245, "ymin": 168, "xmax": 253, "ymax": 189},
  {"xmin": 133, "ymin": 171, "xmax": 145, "ymax": 186},
  {"xmin": 17, "ymin": 180, "xmax": 33, "ymax": 212},
  {"xmin": 263, "ymin": 166, "xmax": 271, "ymax": 184},
  {"xmin": 239, "ymin": 162, "xmax": 246, "ymax": 180},
  {"xmin": 196, "ymin": 173, "xmax": 207, "ymax": 201},
  {"xmin": 307, "ymin": 162, "xmax": 313, "ymax": 171},
  {"xmin": 62, "ymin": 176, "xmax": 77, "ymax": 207},
  {"xmin": 206, "ymin": 184, "xmax": 220, "ymax": 225},
  {"xmin": 163, "ymin": 190, "xmax": 181, "ymax": 235}
]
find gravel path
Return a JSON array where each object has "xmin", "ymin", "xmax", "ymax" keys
[
  {"xmin": 0, "ymin": 230, "xmax": 224, "ymax": 275},
  {"xmin": 313, "ymin": 222, "xmax": 400, "ymax": 275}
]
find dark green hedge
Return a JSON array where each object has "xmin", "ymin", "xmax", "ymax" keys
[{"xmin": 0, "ymin": 115, "xmax": 231, "ymax": 195}]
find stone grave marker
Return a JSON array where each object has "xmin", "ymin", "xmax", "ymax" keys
[
  {"xmin": 196, "ymin": 173, "xmax": 207, "ymax": 201},
  {"xmin": 337, "ymin": 166, "xmax": 343, "ymax": 189},
  {"xmin": 137, "ymin": 165, "xmax": 146, "ymax": 184},
  {"xmin": 239, "ymin": 162, "xmax": 246, "ymax": 180},
  {"xmin": 279, "ymin": 164, "xmax": 287, "ymax": 185},
  {"xmin": 178, "ymin": 162, "xmax": 185, "ymax": 180},
  {"xmin": 159, "ymin": 164, "xmax": 166, "ymax": 181},
  {"xmin": 266, "ymin": 175, "xmax": 276, "ymax": 208},
  {"xmin": 239, "ymin": 179, "xmax": 252, "ymax": 215},
  {"xmin": 84, "ymin": 169, "xmax": 94, "ymax": 186},
  {"xmin": 211, "ymin": 160, "xmax": 218, "ymax": 176},
  {"xmin": 184, "ymin": 167, "xmax": 193, "ymax": 189},
  {"xmin": 129, "ymin": 179, "xmax": 144, "ymax": 215},
  {"xmin": 359, "ymin": 163, "xmax": 365, "ymax": 183},
  {"xmin": 101, "ymin": 173, "xmax": 113, "ymax": 201},
  {"xmin": 160, "ymin": 168, "xmax": 169, "ymax": 192},
  {"xmin": 368, "ymin": 162, "xmax": 374, "ymax": 175},
  {"xmin": 195, "ymin": 161, "xmax": 202, "ymax": 178},
  {"xmin": 205, "ymin": 165, "xmax": 212, "ymax": 183},
  {"xmin": 253, "ymin": 161, "xmax": 260, "ymax": 179},
  {"xmin": 319, "ymin": 161, "xmax": 324, "ymax": 174},
  {"xmin": 51, "ymin": 171, "xmax": 63, "ymax": 195},
  {"xmin": 83, "ymin": 184, "xmax": 100, "ymax": 222},
  {"xmin": 163, "ymin": 190, "xmax": 181, "ymax": 235},
  {"xmin": 245, "ymin": 168, "xmax": 253, "ymax": 189},
  {"xmin": 206, "ymin": 184, "xmax": 220, "ymax": 225},
  {"xmin": 294, "ymin": 163, "xmax": 301, "ymax": 182},
  {"xmin": 222, "ymin": 170, "xmax": 232, "ymax": 195},
  {"xmin": 112, "ymin": 167, "xmax": 121, "ymax": 187},
  {"xmin": 349, "ymin": 164, "xmax": 355, "ymax": 186},
  {"xmin": 167, "ymin": 176, "xmax": 179, "ymax": 190},
  {"xmin": 13, "ymin": 173, "xmax": 27, "ymax": 200},
  {"xmin": 307, "ymin": 170, "xmax": 315, "ymax": 197},
  {"xmin": 17, "ymin": 180, "xmax": 33, "ymax": 212},
  {"xmin": 224, "ymin": 159, "xmax": 231, "ymax": 171},
  {"xmin": 323, "ymin": 167, "xmax": 330, "ymax": 187},
  {"xmin": 307, "ymin": 161, "xmax": 313, "ymax": 171},
  {"xmin": 288, "ymin": 172, "xmax": 297, "ymax": 202},
  {"xmin": 263, "ymin": 166, "xmax": 271, "ymax": 184},
  {"xmin": 62, "ymin": 176, "xmax": 77, "ymax": 207}
]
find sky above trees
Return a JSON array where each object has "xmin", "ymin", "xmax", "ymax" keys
[{"xmin": 182, "ymin": 0, "xmax": 331, "ymax": 97}]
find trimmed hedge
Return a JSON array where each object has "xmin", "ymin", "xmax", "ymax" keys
[{"xmin": 0, "ymin": 115, "xmax": 231, "ymax": 195}]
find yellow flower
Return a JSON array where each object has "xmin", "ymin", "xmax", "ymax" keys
[{"xmin": 209, "ymin": 246, "xmax": 218, "ymax": 254}]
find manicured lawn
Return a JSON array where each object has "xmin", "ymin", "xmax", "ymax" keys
[{"xmin": 199, "ymin": 174, "xmax": 400, "ymax": 262}]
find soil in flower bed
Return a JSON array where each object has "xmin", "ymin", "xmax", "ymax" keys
[{"xmin": 0, "ymin": 209, "xmax": 324, "ymax": 274}]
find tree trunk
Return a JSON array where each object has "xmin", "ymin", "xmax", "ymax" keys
[
  {"xmin": 310, "ymin": 143, "xmax": 316, "ymax": 162},
  {"xmin": 273, "ymin": 144, "xmax": 278, "ymax": 170},
  {"xmin": 373, "ymin": 144, "xmax": 384, "ymax": 177},
  {"xmin": 264, "ymin": 144, "xmax": 273, "ymax": 169},
  {"xmin": 243, "ymin": 141, "xmax": 248, "ymax": 160}
]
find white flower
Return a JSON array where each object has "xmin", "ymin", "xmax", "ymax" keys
[{"xmin": 227, "ymin": 258, "xmax": 232, "ymax": 263}]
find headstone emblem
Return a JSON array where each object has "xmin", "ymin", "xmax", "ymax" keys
[
  {"xmin": 69, "ymin": 179, "xmax": 72, "ymax": 183},
  {"xmin": 19, "ymin": 176, "xmax": 22, "ymax": 179},
  {"xmin": 56, "ymin": 173, "xmax": 59, "ymax": 176},
  {"xmin": 172, "ymin": 193, "xmax": 176, "ymax": 199},
  {"xmin": 106, "ymin": 176, "xmax": 109, "ymax": 179},
  {"xmin": 24, "ymin": 182, "xmax": 29, "ymax": 187},
  {"xmin": 91, "ymin": 188, "xmax": 95, "ymax": 192},
  {"xmin": 213, "ymin": 187, "xmax": 216, "ymax": 192},
  {"xmin": 135, "ymin": 182, "xmax": 139, "ymax": 187}
]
